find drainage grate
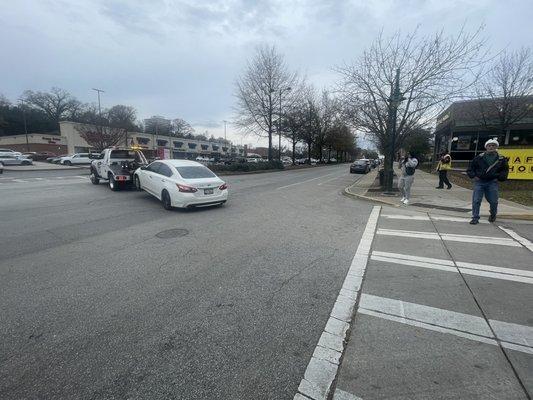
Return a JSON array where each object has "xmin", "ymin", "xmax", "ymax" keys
[
  {"xmin": 155, "ymin": 229, "xmax": 189, "ymax": 239},
  {"xmin": 410, "ymin": 203, "xmax": 470, "ymax": 213}
]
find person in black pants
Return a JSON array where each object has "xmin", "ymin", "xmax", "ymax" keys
[{"xmin": 436, "ymin": 152, "xmax": 452, "ymax": 189}]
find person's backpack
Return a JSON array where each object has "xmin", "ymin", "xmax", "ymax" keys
[{"xmin": 405, "ymin": 158, "xmax": 418, "ymax": 176}]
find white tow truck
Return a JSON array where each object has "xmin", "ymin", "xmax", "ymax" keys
[{"xmin": 89, "ymin": 148, "xmax": 148, "ymax": 191}]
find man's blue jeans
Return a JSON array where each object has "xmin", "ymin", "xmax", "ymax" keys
[{"xmin": 472, "ymin": 179, "xmax": 498, "ymax": 221}]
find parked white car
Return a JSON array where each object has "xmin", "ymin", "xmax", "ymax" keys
[
  {"xmin": 134, "ymin": 159, "xmax": 228, "ymax": 210},
  {"xmin": 0, "ymin": 148, "xmax": 22, "ymax": 157},
  {"xmin": 59, "ymin": 153, "xmax": 92, "ymax": 165},
  {"xmin": 0, "ymin": 154, "xmax": 33, "ymax": 165}
]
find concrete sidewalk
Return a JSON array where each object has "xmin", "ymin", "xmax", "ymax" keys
[
  {"xmin": 345, "ymin": 167, "xmax": 533, "ymax": 221},
  {"xmin": 2, "ymin": 161, "xmax": 89, "ymax": 171}
]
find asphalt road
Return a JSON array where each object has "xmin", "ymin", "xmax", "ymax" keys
[{"xmin": 0, "ymin": 164, "xmax": 371, "ymax": 399}]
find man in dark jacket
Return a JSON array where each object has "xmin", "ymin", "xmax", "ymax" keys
[{"xmin": 467, "ymin": 139, "xmax": 509, "ymax": 224}]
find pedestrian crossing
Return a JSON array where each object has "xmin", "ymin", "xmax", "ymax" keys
[{"xmin": 294, "ymin": 210, "xmax": 533, "ymax": 400}]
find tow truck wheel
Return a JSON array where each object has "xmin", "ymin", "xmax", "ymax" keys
[
  {"xmin": 109, "ymin": 175, "xmax": 119, "ymax": 191},
  {"xmin": 134, "ymin": 176, "xmax": 142, "ymax": 191},
  {"xmin": 90, "ymin": 169, "xmax": 100, "ymax": 184},
  {"xmin": 161, "ymin": 190, "xmax": 173, "ymax": 210}
]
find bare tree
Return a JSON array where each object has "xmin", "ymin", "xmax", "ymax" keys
[
  {"xmin": 473, "ymin": 47, "xmax": 533, "ymax": 135},
  {"xmin": 337, "ymin": 27, "xmax": 485, "ymax": 167},
  {"xmin": 171, "ymin": 118, "xmax": 195, "ymax": 137},
  {"xmin": 107, "ymin": 105, "xmax": 138, "ymax": 131},
  {"xmin": 22, "ymin": 87, "xmax": 81, "ymax": 127},
  {"xmin": 234, "ymin": 45, "xmax": 301, "ymax": 160},
  {"xmin": 76, "ymin": 107, "xmax": 127, "ymax": 151}
]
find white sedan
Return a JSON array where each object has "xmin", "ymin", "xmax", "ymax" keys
[{"xmin": 134, "ymin": 159, "xmax": 228, "ymax": 210}]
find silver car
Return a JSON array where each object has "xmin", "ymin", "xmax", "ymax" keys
[{"xmin": 0, "ymin": 154, "xmax": 33, "ymax": 165}]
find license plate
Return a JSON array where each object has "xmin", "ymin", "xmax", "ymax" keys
[{"xmin": 204, "ymin": 188, "xmax": 214, "ymax": 195}]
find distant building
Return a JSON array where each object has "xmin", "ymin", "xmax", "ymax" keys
[
  {"xmin": 434, "ymin": 98, "xmax": 533, "ymax": 161},
  {"xmin": 0, "ymin": 121, "xmax": 245, "ymax": 159}
]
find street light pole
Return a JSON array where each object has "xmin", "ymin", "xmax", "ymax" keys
[
  {"xmin": 279, "ymin": 87, "xmax": 291, "ymax": 161},
  {"xmin": 92, "ymin": 88, "xmax": 105, "ymax": 118},
  {"xmin": 18, "ymin": 99, "xmax": 29, "ymax": 152},
  {"xmin": 385, "ymin": 68, "xmax": 404, "ymax": 193}
]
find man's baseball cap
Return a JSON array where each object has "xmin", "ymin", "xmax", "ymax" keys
[{"xmin": 485, "ymin": 139, "xmax": 499, "ymax": 148}]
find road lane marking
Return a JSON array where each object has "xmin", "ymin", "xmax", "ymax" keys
[
  {"xmin": 295, "ymin": 206, "xmax": 381, "ymax": 400},
  {"xmin": 370, "ymin": 254, "xmax": 533, "ymax": 285},
  {"xmin": 498, "ymin": 226, "xmax": 533, "ymax": 252},
  {"xmin": 376, "ymin": 228, "xmax": 521, "ymax": 247},
  {"xmin": 372, "ymin": 251, "xmax": 533, "ymax": 278},
  {"xmin": 359, "ymin": 294, "xmax": 533, "ymax": 355},
  {"xmin": 277, "ymin": 172, "xmax": 341, "ymax": 190},
  {"xmin": 12, "ymin": 179, "xmax": 29, "ymax": 183},
  {"xmin": 381, "ymin": 214, "xmax": 489, "ymax": 224}
]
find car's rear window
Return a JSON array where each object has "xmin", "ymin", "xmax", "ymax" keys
[
  {"xmin": 176, "ymin": 166, "xmax": 216, "ymax": 179},
  {"xmin": 110, "ymin": 150, "xmax": 136, "ymax": 159}
]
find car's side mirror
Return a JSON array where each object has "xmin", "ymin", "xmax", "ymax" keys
[{"xmin": 140, "ymin": 166, "xmax": 147, "ymax": 170}]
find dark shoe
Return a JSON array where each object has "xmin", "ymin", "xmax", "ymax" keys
[
  {"xmin": 488, "ymin": 215, "xmax": 496, "ymax": 223},
  {"xmin": 435, "ymin": 186, "xmax": 444, "ymax": 189},
  {"xmin": 447, "ymin": 185, "xmax": 452, "ymax": 189},
  {"xmin": 469, "ymin": 219, "xmax": 479, "ymax": 225}
]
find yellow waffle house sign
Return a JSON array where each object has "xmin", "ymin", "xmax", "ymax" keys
[{"xmin": 498, "ymin": 149, "xmax": 533, "ymax": 180}]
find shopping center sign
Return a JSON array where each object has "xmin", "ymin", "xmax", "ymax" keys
[{"xmin": 498, "ymin": 149, "xmax": 533, "ymax": 180}]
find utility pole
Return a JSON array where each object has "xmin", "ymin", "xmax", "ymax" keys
[
  {"xmin": 18, "ymin": 99, "xmax": 30, "ymax": 152},
  {"xmin": 92, "ymin": 88, "xmax": 105, "ymax": 118},
  {"xmin": 384, "ymin": 69, "xmax": 405, "ymax": 193},
  {"xmin": 279, "ymin": 87, "xmax": 291, "ymax": 161}
]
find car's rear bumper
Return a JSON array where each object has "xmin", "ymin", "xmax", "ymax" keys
[{"xmin": 172, "ymin": 191, "xmax": 228, "ymax": 208}]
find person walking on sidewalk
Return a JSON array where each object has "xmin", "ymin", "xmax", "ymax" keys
[
  {"xmin": 436, "ymin": 152, "xmax": 452, "ymax": 189},
  {"xmin": 467, "ymin": 139, "xmax": 509, "ymax": 224},
  {"xmin": 398, "ymin": 152, "xmax": 419, "ymax": 205}
]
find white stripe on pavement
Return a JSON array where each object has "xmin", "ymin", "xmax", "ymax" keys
[
  {"xmin": 370, "ymin": 254, "xmax": 533, "ymax": 285},
  {"xmin": 277, "ymin": 172, "xmax": 341, "ymax": 190},
  {"xmin": 359, "ymin": 294, "xmax": 533, "ymax": 355},
  {"xmin": 381, "ymin": 214, "xmax": 489, "ymax": 223},
  {"xmin": 372, "ymin": 251, "xmax": 455, "ymax": 266},
  {"xmin": 295, "ymin": 206, "xmax": 381, "ymax": 400},
  {"xmin": 376, "ymin": 228, "xmax": 521, "ymax": 247},
  {"xmin": 498, "ymin": 226, "xmax": 533, "ymax": 252}
]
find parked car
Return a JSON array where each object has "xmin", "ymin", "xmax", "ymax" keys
[
  {"xmin": 0, "ymin": 154, "xmax": 33, "ymax": 166},
  {"xmin": 134, "ymin": 159, "xmax": 228, "ymax": 210},
  {"xmin": 350, "ymin": 160, "xmax": 370, "ymax": 174},
  {"xmin": 59, "ymin": 153, "xmax": 92, "ymax": 165},
  {"xmin": 0, "ymin": 161, "xmax": 3, "ymax": 174},
  {"xmin": 47, "ymin": 154, "xmax": 67, "ymax": 163},
  {"xmin": 0, "ymin": 148, "xmax": 22, "ymax": 157},
  {"xmin": 32, "ymin": 151, "xmax": 57, "ymax": 161}
]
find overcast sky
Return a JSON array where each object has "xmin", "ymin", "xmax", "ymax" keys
[{"xmin": 2, "ymin": 0, "xmax": 532, "ymax": 147}]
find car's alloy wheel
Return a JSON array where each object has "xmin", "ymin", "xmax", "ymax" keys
[
  {"xmin": 161, "ymin": 191, "xmax": 172, "ymax": 210},
  {"xmin": 109, "ymin": 176, "xmax": 119, "ymax": 191},
  {"xmin": 90, "ymin": 170, "xmax": 99, "ymax": 184},
  {"xmin": 65, "ymin": 161, "xmax": 72, "ymax": 166}
]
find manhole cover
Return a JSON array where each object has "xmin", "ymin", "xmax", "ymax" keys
[{"xmin": 155, "ymin": 229, "xmax": 189, "ymax": 239}]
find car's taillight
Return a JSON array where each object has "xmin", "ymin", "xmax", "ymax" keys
[
  {"xmin": 219, "ymin": 183, "xmax": 228, "ymax": 190},
  {"xmin": 176, "ymin": 184, "xmax": 197, "ymax": 193}
]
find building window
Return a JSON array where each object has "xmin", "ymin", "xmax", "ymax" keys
[
  {"xmin": 222, "ymin": 147, "xmax": 228, "ymax": 152},
  {"xmin": 137, "ymin": 137, "xmax": 150, "ymax": 145},
  {"xmin": 201, "ymin": 144, "xmax": 208, "ymax": 150},
  {"xmin": 173, "ymin": 141, "xmax": 183, "ymax": 148},
  {"xmin": 157, "ymin": 139, "xmax": 168, "ymax": 147},
  {"xmin": 239, "ymin": 149, "xmax": 243, "ymax": 153},
  {"xmin": 212, "ymin": 145, "xmax": 219, "ymax": 151},
  {"xmin": 188, "ymin": 143, "xmax": 197, "ymax": 149}
]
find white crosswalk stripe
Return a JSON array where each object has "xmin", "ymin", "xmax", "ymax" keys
[
  {"xmin": 359, "ymin": 294, "xmax": 533, "ymax": 355},
  {"xmin": 370, "ymin": 251, "xmax": 533, "ymax": 284},
  {"xmin": 376, "ymin": 228, "xmax": 522, "ymax": 247}
]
